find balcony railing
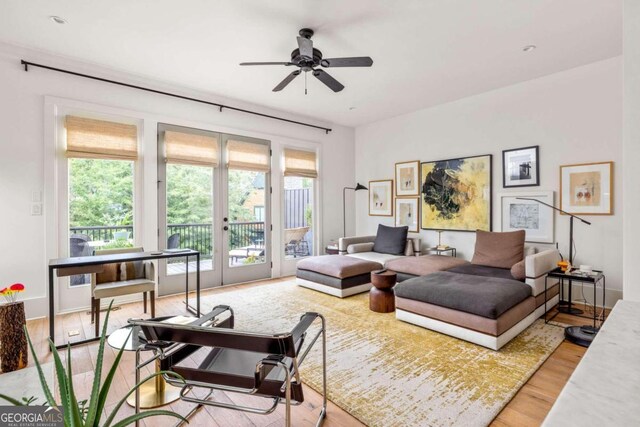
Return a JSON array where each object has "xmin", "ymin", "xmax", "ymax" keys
[{"xmin": 70, "ymin": 222, "xmax": 265, "ymax": 259}]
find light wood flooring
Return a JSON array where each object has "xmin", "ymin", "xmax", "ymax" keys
[{"xmin": 21, "ymin": 277, "xmax": 600, "ymax": 426}]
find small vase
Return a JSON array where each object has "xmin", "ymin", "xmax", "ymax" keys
[{"xmin": 0, "ymin": 301, "xmax": 28, "ymax": 373}]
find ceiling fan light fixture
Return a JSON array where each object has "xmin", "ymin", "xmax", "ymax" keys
[
  {"xmin": 49, "ymin": 15, "xmax": 67, "ymax": 24},
  {"xmin": 522, "ymin": 45, "xmax": 537, "ymax": 52}
]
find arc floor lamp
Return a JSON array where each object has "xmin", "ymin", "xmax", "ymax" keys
[{"xmin": 343, "ymin": 183, "xmax": 368, "ymax": 237}]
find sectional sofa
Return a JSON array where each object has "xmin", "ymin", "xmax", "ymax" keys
[{"xmin": 296, "ymin": 227, "xmax": 561, "ymax": 350}]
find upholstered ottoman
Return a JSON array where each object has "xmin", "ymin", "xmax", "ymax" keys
[
  {"xmin": 296, "ymin": 255, "xmax": 382, "ymax": 298},
  {"xmin": 394, "ymin": 271, "xmax": 537, "ymax": 350},
  {"xmin": 386, "ymin": 254, "xmax": 470, "ymax": 282}
]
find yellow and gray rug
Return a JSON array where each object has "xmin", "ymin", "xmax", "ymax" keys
[{"xmin": 200, "ymin": 280, "xmax": 564, "ymax": 427}]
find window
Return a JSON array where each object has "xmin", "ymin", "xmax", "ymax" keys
[
  {"xmin": 283, "ymin": 148, "xmax": 317, "ymax": 259},
  {"xmin": 65, "ymin": 116, "xmax": 138, "ymax": 286}
]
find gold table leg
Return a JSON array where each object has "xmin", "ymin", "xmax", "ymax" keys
[{"xmin": 127, "ymin": 360, "xmax": 182, "ymax": 408}]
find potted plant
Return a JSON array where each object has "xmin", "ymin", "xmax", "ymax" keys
[
  {"xmin": 0, "ymin": 283, "xmax": 27, "ymax": 372},
  {"xmin": 0, "ymin": 302, "xmax": 186, "ymax": 426}
]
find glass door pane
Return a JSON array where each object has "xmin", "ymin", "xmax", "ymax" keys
[
  {"xmin": 227, "ymin": 169, "xmax": 266, "ymax": 267},
  {"xmin": 157, "ymin": 124, "xmax": 220, "ymax": 295},
  {"xmin": 166, "ymin": 163, "xmax": 214, "ymax": 275},
  {"xmin": 221, "ymin": 135, "xmax": 271, "ymax": 285}
]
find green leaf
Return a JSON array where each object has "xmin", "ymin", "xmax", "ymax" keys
[
  {"xmin": 24, "ymin": 325, "xmax": 57, "ymax": 409},
  {"xmin": 94, "ymin": 328, "xmax": 131, "ymax": 424},
  {"xmin": 103, "ymin": 371, "xmax": 185, "ymax": 427},
  {"xmin": 110, "ymin": 409, "xmax": 187, "ymax": 427},
  {"xmin": 84, "ymin": 301, "xmax": 114, "ymax": 426},
  {"xmin": 49, "ymin": 339, "xmax": 71, "ymax": 427},
  {"xmin": 66, "ymin": 345, "xmax": 84, "ymax": 427},
  {"xmin": 0, "ymin": 393, "xmax": 24, "ymax": 406}
]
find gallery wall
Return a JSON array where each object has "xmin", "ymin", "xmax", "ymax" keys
[
  {"xmin": 355, "ymin": 57, "xmax": 623, "ymax": 306},
  {"xmin": 0, "ymin": 42, "xmax": 355, "ymax": 319}
]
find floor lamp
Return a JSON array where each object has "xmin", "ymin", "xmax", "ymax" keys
[
  {"xmin": 516, "ymin": 197, "xmax": 595, "ymax": 343},
  {"xmin": 343, "ymin": 183, "xmax": 367, "ymax": 237}
]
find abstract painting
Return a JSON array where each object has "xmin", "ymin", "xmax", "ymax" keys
[
  {"xmin": 502, "ymin": 146, "xmax": 539, "ymax": 187},
  {"xmin": 499, "ymin": 191, "xmax": 554, "ymax": 243},
  {"xmin": 395, "ymin": 161, "xmax": 420, "ymax": 196},
  {"xmin": 421, "ymin": 154, "xmax": 492, "ymax": 231},
  {"xmin": 560, "ymin": 162, "xmax": 613, "ymax": 215},
  {"xmin": 395, "ymin": 197, "xmax": 419, "ymax": 232},
  {"xmin": 369, "ymin": 180, "xmax": 393, "ymax": 216}
]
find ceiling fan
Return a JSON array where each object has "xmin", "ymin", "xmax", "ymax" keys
[{"xmin": 240, "ymin": 28, "xmax": 373, "ymax": 93}]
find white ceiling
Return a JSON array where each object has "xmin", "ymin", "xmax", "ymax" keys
[{"xmin": 0, "ymin": 0, "xmax": 622, "ymax": 127}]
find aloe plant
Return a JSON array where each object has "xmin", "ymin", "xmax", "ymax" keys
[{"xmin": 0, "ymin": 302, "xmax": 187, "ymax": 427}]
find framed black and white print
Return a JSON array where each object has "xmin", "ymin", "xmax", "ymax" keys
[
  {"xmin": 502, "ymin": 146, "xmax": 539, "ymax": 188},
  {"xmin": 498, "ymin": 191, "xmax": 554, "ymax": 243}
]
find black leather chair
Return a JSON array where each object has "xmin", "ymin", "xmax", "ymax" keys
[{"xmin": 129, "ymin": 306, "xmax": 327, "ymax": 427}]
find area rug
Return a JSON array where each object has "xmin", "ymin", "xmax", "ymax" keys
[{"xmin": 199, "ymin": 280, "xmax": 565, "ymax": 427}]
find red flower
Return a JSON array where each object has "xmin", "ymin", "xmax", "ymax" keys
[{"xmin": 9, "ymin": 283, "xmax": 24, "ymax": 292}]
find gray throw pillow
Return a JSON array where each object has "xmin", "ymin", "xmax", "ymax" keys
[{"xmin": 373, "ymin": 225, "xmax": 408, "ymax": 255}]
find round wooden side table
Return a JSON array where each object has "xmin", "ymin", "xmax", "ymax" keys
[{"xmin": 370, "ymin": 270, "xmax": 397, "ymax": 313}]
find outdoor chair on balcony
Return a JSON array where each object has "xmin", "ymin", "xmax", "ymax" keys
[
  {"xmin": 285, "ymin": 226, "xmax": 311, "ymax": 258},
  {"xmin": 70, "ymin": 234, "xmax": 93, "ymax": 286},
  {"xmin": 167, "ymin": 233, "xmax": 180, "ymax": 250},
  {"xmin": 91, "ymin": 247, "xmax": 156, "ymax": 336},
  {"xmin": 129, "ymin": 308, "xmax": 327, "ymax": 427}
]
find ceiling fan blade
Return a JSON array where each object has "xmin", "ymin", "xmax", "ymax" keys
[
  {"xmin": 321, "ymin": 57, "xmax": 373, "ymax": 67},
  {"xmin": 273, "ymin": 70, "xmax": 301, "ymax": 92},
  {"xmin": 297, "ymin": 36, "xmax": 313, "ymax": 59},
  {"xmin": 313, "ymin": 69, "xmax": 344, "ymax": 92},
  {"xmin": 240, "ymin": 62, "xmax": 292, "ymax": 66}
]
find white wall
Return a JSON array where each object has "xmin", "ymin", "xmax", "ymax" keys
[
  {"xmin": 623, "ymin": 0, "xmax": 640, "ymax": 301},
  {"xmin": 0, "ymin": 43, "xmax": 355, "ymax": 319},
  {"xmin": 356, "ymin": 57, "xmax": 623, "ymax": 306}
]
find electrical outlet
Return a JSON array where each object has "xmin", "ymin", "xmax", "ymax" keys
[
  {"xmin": 31, "ymin": 203, "xmax": 42, "ymax": 216},
  {"xmin": 31, "ymin": 190, "xmax": 42, "ymax": 203}
]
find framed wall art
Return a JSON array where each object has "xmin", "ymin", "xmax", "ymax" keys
[
  {"xmin": 498, "ymin": 191, "xmax": 554, "ymax": 243},
  {"xmin": 395, "ymin": 160, "xmax": 420, "ymax": 196},
  {"xmin": 395, "ymin": 197, "xmax": 419, "ymax": 232},
  {"xmin": 369, "ymin": 179, "xmax": 393, "ymax": 216},
  {"xmin": 420, "ymin": 154, "xmax": 492, "ymax": 231},
  {"xmin": 560, "ymin": 161, "xmax": 613, "ymax": 215},
  {"xmin": 502, "ymin": 145, "xmax": 539, "ymax": 188}
]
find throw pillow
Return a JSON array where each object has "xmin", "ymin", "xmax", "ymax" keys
[
  {"xmin": 96, "ymin": 263, "xmax": 119, "ymax": 284},
  {"xmin": 511, "ymin": 260, "xmax": 526, "ymax": 281},
  {"xmin": 471, "ymin": 230, "xmax": 525, "ymax": 269},
  {"xmin": 373, "ymin": 224, "xmax": 408, "ymax": 255},
  {"xmin": 121, "ymin": 261, "xmax": 146, "ymax": 281},
  {"xmin": 347, "ymin": 242, "xmax": 375, "ymax": 254}
]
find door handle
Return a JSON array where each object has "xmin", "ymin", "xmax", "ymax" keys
[{"xmin": 223, "ymin": 226, "xmax": 229, "ymax": 231}]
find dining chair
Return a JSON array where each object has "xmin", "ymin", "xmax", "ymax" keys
[{"xmin": 91, "ymin": 247, "xmax": 156, "ymax": 336}]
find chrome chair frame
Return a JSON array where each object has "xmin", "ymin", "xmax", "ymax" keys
[{"xmin": 130, "ymin": 307, "xmax": 327, "ymax": 427}]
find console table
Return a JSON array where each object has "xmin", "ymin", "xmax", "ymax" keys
[
  {"xmin": 543, "ymin": 300, "xmax": 640, "ymax": 426},
  {"xmin": 424, "ymin": 247, "xmax": 457, "ymax": 257},
  {"xmin": 48, "ymin": 249, "xmax": 201, "ymax": 349}
]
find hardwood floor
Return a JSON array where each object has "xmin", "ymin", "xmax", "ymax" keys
[{"xmin": 20, "ymin": 277, "xmax": 598, "ymax": 426}]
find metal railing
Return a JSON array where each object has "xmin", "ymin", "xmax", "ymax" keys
[{"xmin": 70, "ymin": 222, "xmax": 266, "ymax": 259}]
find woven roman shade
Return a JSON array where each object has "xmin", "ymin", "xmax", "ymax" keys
[
  {"xmin": 226, "ymin": 139, "xmax": 270, "ymax": 172},
  {"xmin": 65, "ymin": 116, "xmax": 138, "ymax": 160},
  {"xmin": 283, "ymin": 148, "xmax": 318, "ymax": 178},
  {"xmin": 164, "ymin": 130, "xmax": 219, "ymax": 167}
]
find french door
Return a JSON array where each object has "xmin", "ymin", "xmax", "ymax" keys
[{"xmin": 157, "ymin": 124, "xmax": 271, "ymax": 295}]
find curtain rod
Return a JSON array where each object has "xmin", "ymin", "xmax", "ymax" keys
[{"xmin": 20, "ymin": 60, "xmax": 332, "ymax": 134}]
